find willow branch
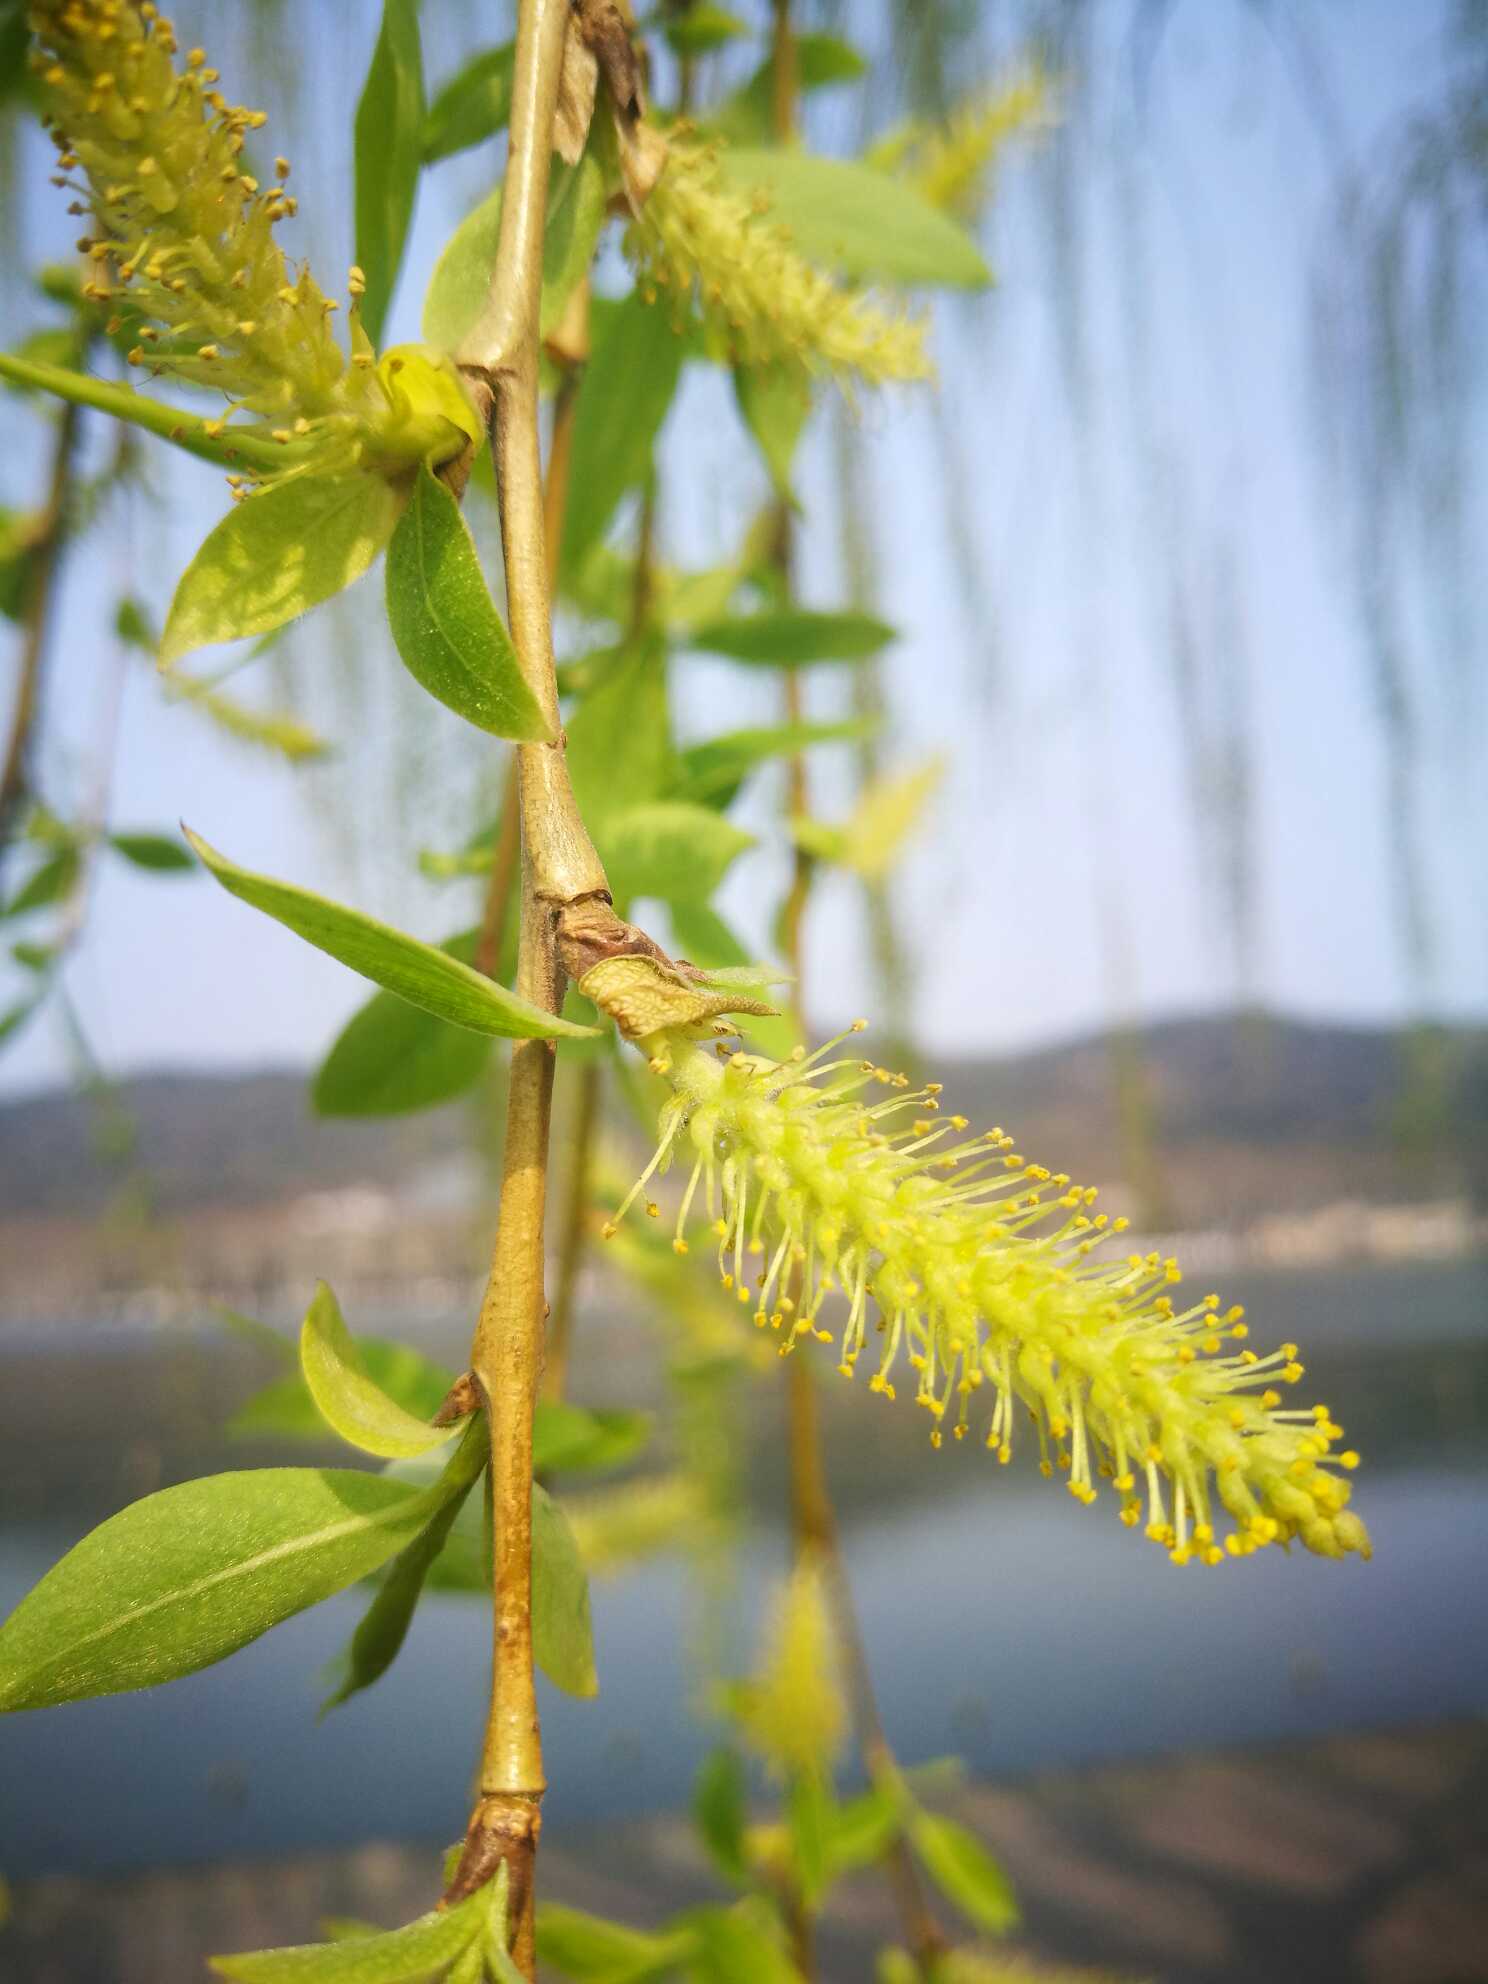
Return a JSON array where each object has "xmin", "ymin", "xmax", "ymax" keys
[
  {"xmin": 445, "ymin": 2, "xmax": 609, "ymax": 1970},
  {"xmin": 766, "ymin": 5, "xmax": 944, "ymax": 1972},
  {"xmin": 0, "ymin": 400, "xmax": 80, "ymax": 868}
]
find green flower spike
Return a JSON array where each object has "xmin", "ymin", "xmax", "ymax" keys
[
  {"xmin": 32, "ymin": 0, "xmax": 478, "ymax": 480},
  {"xmin": 628, "ymin": 129, "xmax": 931, "ymax": 387},
  {"xmin": 605, "ymin": 1025, "xmax": 1372, "ymax": 1571}
]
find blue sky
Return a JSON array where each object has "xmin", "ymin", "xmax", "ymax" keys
[{"xmin": 1, "ymin": 0, "xmax": 1483, "ymax": 1098}]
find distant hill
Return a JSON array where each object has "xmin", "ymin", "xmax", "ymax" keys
[{"xmin": 1, "ymin": 1012, "xmax": 1485, "ymax": 1226}]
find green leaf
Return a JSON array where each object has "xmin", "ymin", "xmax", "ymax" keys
[
  {"xmin": 672, "ymin": 718, "xmax": 875, "ymax": 807},
  {"xmin": 314, "ymin": 971, "xmax": 492, "ymax": 1118},
  {"xmin": 693, "ymin": 1749, "xmax": 748, "ymax": 1885},
  {"xmin": 599, "ymin": 802, "xmax": 753, "ymax": 909},
  {"xmin": 229, "ymin": 1338, "xmax": 455, "ymax": 1442},
  {"xmin": 787, "ymin": 1773, "xmax": 831, "ymax": 1906},
  {"xmin": 354, "ymin": 0, "xmax": 425, "ymax": 346},
  {"xmin": 532, "ymin": 1484, "xmax": 597, "ymax": 1697},
  {"xmin": 0, "ymin": 998, "xmax": 40, "ymax": 1048},
  {"xmin": 565, "ymin": 638, "xmax": 674, "ymax": 834},
  {"xmin": 665, "ymin": 903, "xmax": 795, "ymax": 1061},
  {"xmin": 321, "ymin": 1422, "xmax": 487, "ymax": 1710},
  {"xmin": 2, "ymin": 844, "xmax": 78, "ymax": 918},
  {"xmin": 386, "ymin": 465, "xmax": 551, "ymax": 739},
  {"xmin": 713, "ymin": 151, "xmax": 990, "ymax": 289},
  {"xmin": 300, "ymin": 1283, "xmax": 464, "ymax": 1460},
  {"xmin": 825, "ymin": 1780, "xmax": 903, "ymax": 1874},
  {"xmin": 664, "ymin": 6, "xmax": 746, "ymax": 56},
  {"xmin": 534, "ymin": 1402, "xmax": 650, "ymax": 1476},
  {"xmin": 0, "ymin": 1467, "xmax": 451, "ymax": 1711},
  {"xmin": 108, "ymin": 831, "xmax": 195, "ymax": 873},
  {"xmin": 835, "ymin": 757, "xmax": 943, "ymax": 881},
  {"xmin": 212, "ymin": 1302, "xmax": 295, "ymax": 1365},
  {"xmin": 907, "ymin": 1810, "xmax": 1018, "ymax": 1935},
  {"xmin": 711, "ymin": 34, "xmax": 865, "ymax": 145},
  {"xmin": 211, "ymin": 1884, "xmax": 489, "ymax": 1982},
  {"xmin": 690, "ymin": 608, "xmax": 895, "ymax": 667},
  {"xmin": 536, "ymin": 1903, "xmax": 691, "ymax": 1983},
  {"xmin": 0, "ymin": 353, "xmax": 311, "ymax": 476},
  {"xmin": 160, "ymin": 474, "xmax": 403, "ymax": 667},
  {"xmin": 421, "ymin": 156, "xmax": 606, "ymax": 357},
  {"xmin": 561, "ymin": 292, "xmax": 685, "ymax": 577},
  {"xmin": 681, "ymin": 1903, "xmax": 801, "ymax": 1983},
  {"xmin": 164, "ymin": 677, "xmax": 330, "ymax": 762},
  {"xmin": 422, "ymin": 42, "xmax": 514, "ymax": 163},
  {"xmin": 733, "ymin": 363, "xmax": 810, "ymax": 500},
  {"xmin": 185, "ymin": 829, "xmax": 598, "ymax": 1039}
]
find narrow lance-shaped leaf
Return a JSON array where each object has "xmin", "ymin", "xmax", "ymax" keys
[
  {"xmin": 672, "ymin": 717, "xmax": 877, "ymax": 806},
  {"xmin": 532, "ymin": 1484, "xmax": 597, "ymax": 1698},
  {"xmin": 313, "ymin": 983, "xmax": 493, "ymax": 1118},
  {"xmin": 560, "ymin": 293, "xmax": 685, "ymax": 578},
  {"xmin": 0, "ymin": 1466, "xmax": 457, "ymax": 1712},
  {"xmin": 354, "ymin": 0, "xmax": 425, "ymax": 346},
  {"xmin": 108, "ymin": 831, "xmax": 196, "ymax": 872},
  {"xmin": 422, "ymin": 42, "xmax": 515, "ymax": 164},
  {"xmin": 185, "ymin": 830, "xmax": 598, "ymax": 1040},
  {"xmin": 160, "ymin": 473, "xmax": 404, "ymax": 667},
  {"xmin": 211, "ymin": 1880, "xmax": 490, "ymax": 1983},
  {"xmin": 598, "ymin": 801, "xmax": 754, "ymax": 909},
  {"xmin": 713, "ymin": 149, "xmax": 991, "ymax": 289},
  {"xmin": 535, "ymin": 1903, "xmax": 694, "ymax": 1982},
  {"xmin": 690, "ymin": 607, "xmax": 896, "ymax": 666},
  {"xmin": 229, "ymin": 1338, "xmax": 455, "ymax": 1443},
  {"xmin": 693, "ymin": 1748, "xmax": 749, "ymax": 1885},
  {"xmin": 385, "ymin": 465, "xmax": 551, "ymax": 739},
  {"xmin": 321, "ymin": 1421, "xmax": 487, "ymax": 1711},
  {"xmin": 300, "ymin": 1282, "xmax": 468, "ymax": 1460},
  {"xmin": 907, "ymin": 1809, "xmax": 1019, "ymax": 1935}
]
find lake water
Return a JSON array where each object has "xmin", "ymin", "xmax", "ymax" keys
[{"xmin": 2, "ymin": 1260, "xmax": 1485, "ymax": 1882}]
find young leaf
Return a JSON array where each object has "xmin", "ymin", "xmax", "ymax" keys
[
  {"xmin": 354, "ymin": 0, "xmax": 425, "ymax": 346},
  {"xmin": 230, "ymin": 1339, "xmax": 456, "ymax": 1442},
  {"xmin": 535, "ymin": 1903, "xmax": 691, "ymax": 1983},
  {"xmin": 321, "ymin": 1422, "xmax": 486, "ymax": 1710},
  {"xmin": 665, "ymin": 902, "xmax": 796, "ymax": 1062},
  {"xmin": 560, "ymin": 293, "xmax": 685, "ymax": 577},
  {"xmin": 690, "ymin": 608, "xmax": 895, "ymax": 667},
  {"xmin": 2, "ymin": 844, "xmax": 78, "ymax": 918},
  {"xmin": 671, "ymin": 718, "xmax": 875, "ymax": 807},
  {"xmin": 825, "ymin": 1780, "xmax": 903, "ymax": 1875},
  {"xmin": 185, "ymin": 829, "xmax": 598, "ymax": 1039},
  {"xmin": 212, "ymin": 1302, "xmax": 295, "ymax": 1366},
  {"xmin": 0, "ymin": 352, "xmax": 309, "ymax": 476},
  {"xmin": 693, "ymin": 1748, "xmax": 749, "ymax": 1885},
  {"xmin": 534, "ymin": 1402, "xmax": 650, "ymax": 1475},
  {"xmin": 532, "ymin": 1484, "xmax": 597, "ymax": 1698},
  {"xmin": 160, "ymin": 474, "xmax": 403, "ymax": 667},
  {"xmin": 713, "ymin": 151, "xmax": 991, "ymax": 289},
  {"xmin": 386, "ymin": 465, "xmax": 550, "ymax": 739},
  {"xmin": 665, "ymin": 5, "xmax": 747, "ymax": 57},
  {"xmin": 300, "ymin": 1283, "xmax": 466, "ymax": 1460},
  {"xmin": 733, "ymin": 362, "xmax": 810, "ymax": 500},
  {"xmin": 564, "ymin": 638, "xmax": 674, "ymax": 834},
  {"xmin": 422, "ymin": 42, "xmax": 515, "ymax": 164},
  {"xmin": 907, "ymin": 1810, "xmax": 1018, "ymax": 1935},
  {"xmin": 108, "ymin": 831, "xmax": 196, "ymax": 873},
  {"xmin": 787, "ymin": 1772, "xmax": 832, "ymax": 1907},
  {"xmin": 681, "ymin": 1903, "xmax": 802, "ymax": 1983},
  {"xmin": 0, "ymin": 1468, "xmax": 451, "ymax": 1711},
  {"xmin": 836, "ymin": 757, "xmax": 944, "ymax": 881},
  {"xmin": 314, "ymin": 987, "xmax": 492, "ymax": 1117},
  {"xmin": 421, "ymin": 155, "xmax": 606, "ymax": 357},
  {"xmin": 211, "ymin": 1884, "xmax": 489, "ymax": 1982},
  {"xmin": 599, "ymin": 801, "xmax": 754, "ymax": 909}
]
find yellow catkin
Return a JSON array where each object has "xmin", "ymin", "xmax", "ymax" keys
[
  {"xmin": 607, "ymin": 1028, "xmax": 1372, "ymax": 1571},
  {"xmin": 629, "ymin": 132, "xmax": 932, "ymax": 387}
]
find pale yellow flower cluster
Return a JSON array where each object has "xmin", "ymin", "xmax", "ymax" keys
[
  {"xmin": 630, "ymin": 134, "xmax": 932, "ymax": 387},
  {"xmin": 608, "ymin": 1027, "xmax": 1371, "ymax": 1570}
]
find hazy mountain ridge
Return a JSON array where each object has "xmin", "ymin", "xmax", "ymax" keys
[{"xmin": 2, "ymin": 1012, "xmax": 1484, "ymax": 1225}]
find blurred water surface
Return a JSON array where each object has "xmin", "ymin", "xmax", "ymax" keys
[{"xmin": 1, "ymin": 1260, "xmax": 1484, "ymax": 1881}]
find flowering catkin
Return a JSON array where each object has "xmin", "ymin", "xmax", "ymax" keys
[
  {"xmin": 628, "ymin": 133, "xmax": 931, "ymax": 387},
  {"xmin": 606, "ymin": 1027, "xmax": 1371, "ymax": 1570},
  {"xmin": 32, "ymin": 0, "xmax": 467, "ymax": 475}
]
